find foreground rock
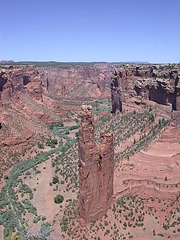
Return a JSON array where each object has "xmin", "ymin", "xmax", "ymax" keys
[{"xmin": 78, "ymin": 105, "xmax": 114, "ymax": 224}]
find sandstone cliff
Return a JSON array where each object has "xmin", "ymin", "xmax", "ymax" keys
[
  {"xmin": 111, "ymin": 64, "xmax": 180, "ymax": 126},
  {"xmin": 0, "ymin": 65, "xmax": 43, "ymax": 104},
  {"xmin": 0, "ymin": 65, "xmax": 63, "ymax": 150},
  {"xmin": 78, "ymin": 105, "xmax": 114, "ymax": 224},
  {"xmin": 111, "ymin": 70, "xmax": 123, "ymax": 113},
  {"xmin": 39, "ymin": 64, "xmax": 112, "ymax": 100}
]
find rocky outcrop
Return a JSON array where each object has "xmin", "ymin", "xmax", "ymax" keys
[
  {"xmin": 174, "ymin": 75, "xmax": 180, "ymax": 111},
  {"xmin": 111, "ymin": 70, "xmax": 123, "ymax": 113},
  {"xmin": 78, "ymin": 105, "xmax": 114, "ymax": 224},
  {"xmin": 0, "ymin": 65, "xmax": 43, "ymax": 104},
  {"xmin": 172, "ymin": 76, "xmax": 180, "ymax": 127},
  {"xmin": 111, "ymin": 64, "xmax": 180, "ymax": 122}
]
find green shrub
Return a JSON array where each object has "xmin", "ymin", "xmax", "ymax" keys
[
  {"xmin": 46, "ymin": 138, "xmax": 58, "ymax": 148},
  {"xmin": 49, "ymin": 122, "xmax": 64, "ymax": 130},
  {"xmin": 37, "ymin": 142, "xmax": 44, "ymax": 149},
  {"xmin": 42, "ymin": 216, "xmax": 46, "ymax": 221},
  {"xmin": 54, "ymin": 194, "xmax": 64, "ymax": 204},
  {"xmin": 22, "ymin": 199, "xmax": 37, "ymax": 215},
  {"xmin": 52, "ymin": 176, "xmax": 59, "ymax": 184},
  {"xmin": 51, "ymin": 139, "xmax": 58, "ymax": 145},
  {"xmin": 69, "ymin": 125, "xmax": 78, "ymax": 130}
]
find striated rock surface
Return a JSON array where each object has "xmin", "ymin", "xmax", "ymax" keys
[
  {"xmin": 174, "ymin": 73, "xmax": 180, "ymax": 112},
  {"xmin": 111, "ymin": 70, "xmax": 123, "ymax": 113},
  {"xmin": 0, "ymin": 65, "xmax": 43, "ymax": 103},
  {"xmin": 172, "ymin": 75, "xmax": 180, "ymax": 127},
  {"xmin": 39, "ymin": 64, "xmax": 113, "ymax": 100},
  {"xmin": 114, "ymin": 125, "xmax": 180, "ymax": 201},
  {"xmin": 0, "ymin": 65, "xmax": 64, "ymax": 149},
  {"xmin": 78, "ymin": 105, "xmax": 114, "ymax": 224},
  {"xmin": 111, "ymin": 64, "xmax": 180, "ymax": 126}
]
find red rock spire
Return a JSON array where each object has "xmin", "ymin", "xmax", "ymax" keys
[{"xmin": 78, "ymin": 105, "xmax": 114, "ymax": 224}]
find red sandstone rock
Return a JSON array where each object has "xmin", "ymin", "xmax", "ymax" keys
[
  {"xmin": 78, "ymin": 105, "xmax": 114, "ymax": 224},
  {"xmin": 114, "ymin": 125, "xmax": 180, "ymax": 201},
  {"xmin": 0, "ymin": 65, "xmax": 43, "ymax": 104},
  {"xmin": 111, "ymin": 64, "xmax": 180, "ymax": 127},
  {"xmin": 173, "ymin": 75, "xmax": 180, "ymax": 127},
  {"xmin": 0, "ymin": 65, "xmax": 63, "ymax": 152},
  {"xmin": 111, "ymin": 70, "xmax": 123, "ymax": 113},
  {"xmin": 39, "ymin": 64, "xmax": 112, "ymax": 100}
]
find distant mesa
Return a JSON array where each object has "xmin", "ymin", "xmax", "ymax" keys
[{"xmin": 0, "ymin": 60, "xmax": 14, "ymax": 64}]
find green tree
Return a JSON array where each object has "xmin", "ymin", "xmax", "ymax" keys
[{"xmin": 54, "ymin": 194, "xmax": 64, "ymax": 204}]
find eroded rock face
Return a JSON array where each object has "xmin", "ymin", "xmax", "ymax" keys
[
  {"xmin": 111, "ymin": 64, "xmax": 180, "ymax": 125},
  {"xmin": 39, "ymin": 64, "xmax": 112, "ymax": 100},
  {"xmin": 0, "ymin": 65, "xmax": 43, "ymax": 104},
  {"xmin": 0, "ymin": 65, "xmax": 63, "ymax": 150},
  {"xmin": 111, "ymin": 70, "xmax": 123, "ymax": 113},
  {"xmin": 174, "ymin": 76, "xmax": 180, "ymax": 111},
  {"xmin": 78, "ymin": 105, "xmax": 114, "ymax": 224},
  {"xmin": 172, "ymin": 76, "xmax": 180, "ymax": 127}
]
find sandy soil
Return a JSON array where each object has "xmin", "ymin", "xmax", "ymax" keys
[
  {"xmin": 21, "ymin": 159, "xmax": 60, "ymax": 220},
  {"xmin": 20, "ymin": 152, "xmax": 76, "ymax": 239},
  {"xmin": 114, "ymin": 125, "xmax": 180, "ymax": 200},
  {"xmin": 64, "ymin": 121, "xmax": 76, "ymax": 127},
  {"xmin": 1, "ymin": 107, "xmax": 179, "ymax": 240},
  {"xmin": 0, "ymin": 226, "xmax": 4, "ymax": 240}
]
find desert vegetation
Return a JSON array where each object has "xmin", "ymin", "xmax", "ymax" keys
[{"xmin": 0, "ymin": 96, "xmax": 179, "ymax": 240}]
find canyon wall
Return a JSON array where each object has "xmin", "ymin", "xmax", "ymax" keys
[
  {"xmin": 0, "ymin": 65, "xmax": 43, "ymax": 104},
  {"xmin": 111, "ymin": 64, "xmax": 180, "ymax": 125},
  {"xmin": 39, "ymin": 64, "xmax": 113, "ymax": 100},
  {"xmin": 0, "ymin": 65, "xmax": 63, "ymax": 149},
  {"xmin": 172, "ymin": 76, "xmax": 180, "ymax": 127},
  {"xmin": 78, "ymin": 105, "xmax": 114, "ymax": 224}
]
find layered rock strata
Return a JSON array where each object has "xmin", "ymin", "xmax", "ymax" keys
[
  {"xmin": 0, "ymin": 65, "xmax": 43, "ymax": 104},
  {"xmin": 78, "ymin": 105, "xmax": 114, "ymax": 224},
  {"xmin": 111, "ymin": 70, "xmax": 123, "ymax": 113},
  {"xmin": 39, "ymin": 64, "xmax": 112, "ymax": 100},
  {"xmin": 172, "ymin": 76, "xmax": 180, "ymax": 127},
  {"xmin": 0, "ymin": 65, "xmax": 62, "ymax": 150},
  {"xmin": 111, "ymin": 64, "xmax": 180, "ymax": 126}
]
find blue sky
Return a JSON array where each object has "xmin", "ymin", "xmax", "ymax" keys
[{"xmin": 0, "ymin": 0, "xmax": 179, "ymax": 63}]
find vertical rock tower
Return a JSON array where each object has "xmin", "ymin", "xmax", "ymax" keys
[
  {"xmin": 78, "ymin": 105, "xmax": 114, "ymax": 224},
  {"xmin": 172, "ymin": 74, "xmax": 180, "ymax": 127},
  {"xmin": 111, "ymin": 70, "xmax": 123, "ymax": 114}
]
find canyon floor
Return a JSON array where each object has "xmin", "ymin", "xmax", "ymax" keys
[{"xmin": 0, "ymin": 97, "xmax": 180, "ymax": 240}]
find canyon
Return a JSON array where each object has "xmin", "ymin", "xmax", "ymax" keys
[
  {"xmin": 0, "ymin": 62, "xmax": 180, "ymax": 240},
  {"xmin": 39, "ymin": 63, "xmax": 112, "ymax": 100},
  {"xmin": 0, "ymin": 63, "xmax": 113, "ymax": 152}
]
